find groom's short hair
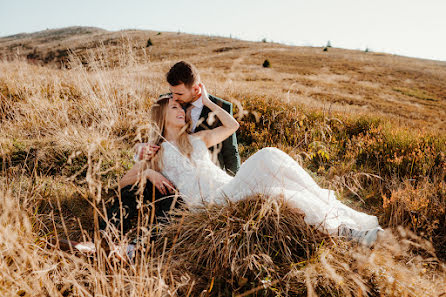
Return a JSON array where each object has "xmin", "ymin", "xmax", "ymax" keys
[{"xmin": 166, "ymin": 61, "xmax": 200, "ymax": 88}]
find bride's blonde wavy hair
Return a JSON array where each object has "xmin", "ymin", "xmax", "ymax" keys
[{"xmin": 148, "ymin": 96, "xmax": 193, "ymax": 171}]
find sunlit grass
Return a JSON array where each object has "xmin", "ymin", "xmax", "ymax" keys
[{"xmin": 0, "ymin": 36, "xmax": 445, "ymax": 296}]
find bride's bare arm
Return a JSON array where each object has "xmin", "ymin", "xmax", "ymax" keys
[
  {"xmin": 119, "ymin": 162, "xmax": 175, "ymax": 195},
  {"xmin": 193, "ymin": 84, "xmax": 239, "ymax": 148},
  {"xmin": 119, "ymin": 161, "xmax": 146, "ymax": 188}
]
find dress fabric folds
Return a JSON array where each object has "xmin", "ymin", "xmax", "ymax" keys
[{"xmin": 161, "ymin": 136, "xmax": 379, "ymax": 234}]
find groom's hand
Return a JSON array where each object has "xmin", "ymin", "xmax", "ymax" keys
[{"xmin": 145, "ymin": 170, "xmax": 176, "ymax": 195}]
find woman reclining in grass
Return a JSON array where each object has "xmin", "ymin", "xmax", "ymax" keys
[{"xmin": 117, "ymin": 84, "xmax": 383, "ymax": 259}]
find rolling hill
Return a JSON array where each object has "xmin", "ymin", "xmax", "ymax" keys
[{"xmin": 1, "ymin": 26, "xmax": 445, "ymax": 131}]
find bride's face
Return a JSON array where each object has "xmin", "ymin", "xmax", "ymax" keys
[{"xmin": 165, "ymin": 99, "xmax": 186, "ymax": 128}]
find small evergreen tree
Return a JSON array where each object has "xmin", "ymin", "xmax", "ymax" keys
[
  {"xmin": 326, "ymin": 40, "xmax": 332, "ymax": 48},
  {"xmin": 263, "ymin": 59, "xmax": 271, "ymax": 68},
  {"xmin": 262, "ymin": 38, "xmax": 267, "ymax": 43},
  {"xmin": 146, "ymin": 38, "xmax": 153, "ymax": 47}
]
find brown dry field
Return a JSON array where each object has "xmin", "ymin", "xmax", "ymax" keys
[
  {"xmin": 1, "ymin": 27, "xmax": 445, "ymax": 296},
  {"xmin": 1, "ymin": 26, "xmax": 445, "ymax": 132}
]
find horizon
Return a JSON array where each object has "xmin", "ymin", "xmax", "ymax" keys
[
  {"xmin": 1, "ymin": 0, "xmax": 446, "ymax": 62},
  {"xmin": 4, "ymin": 25, "xmax": 446, "ymax": 64}
]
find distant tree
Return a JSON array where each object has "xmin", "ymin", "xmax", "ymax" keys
[
  {"xmin": 365, "ymin": 47, "xmax": 370, "ymax": 53},
  {"xmin": 262, "ymin": 38, "xmax": 267, "ymax": 43},
  {"xmin": 156, "ymin": 32, "xmax": 161, "ymax": 35},
  {"xmin": 326, "ymin": 40, "xmax": 332, "ymax": 48},
  {"xmin": 146, "ymin": 38, "xmax": 153, "ymax": 47},
  {"xmin": 263, "ymin": 59, "xmax": 271, "ymax": 68}
]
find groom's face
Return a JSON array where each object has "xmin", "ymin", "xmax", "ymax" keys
[{"xmin": 169, "ymin": 83, "xmax": 200, "ymax": 105}]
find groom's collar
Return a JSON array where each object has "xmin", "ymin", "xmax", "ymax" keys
[{"xmin": 191, "ymin": 95, "xmax": 203, "ymax": 109}]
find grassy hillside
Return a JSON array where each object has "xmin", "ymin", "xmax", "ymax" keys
[
  {"xmin": 1, "ymin": 26, "xmax": 446, "ymax": 131},
  {"xmin": 0, "ymin": 27, "xmax": 445, "ymax": 296}
]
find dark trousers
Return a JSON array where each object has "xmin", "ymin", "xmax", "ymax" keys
[{"xmin": 99, "ymin": 181, "xmax": 184, "ymax": 235}]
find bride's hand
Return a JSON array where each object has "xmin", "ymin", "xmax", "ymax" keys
[
  {"xmin": 135, "ymin": 143, "xmax": 160, "ymax": 161},
  {"xmin": 193, "ymin": 82, "xmax": 239, "ymax": 149},
  {"xmin": 144, "ymin": 169, "xmax": 175, "ymax": 195}
]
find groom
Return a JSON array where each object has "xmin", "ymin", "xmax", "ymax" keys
[
  {"xmin": 166, "ymin": 61, "xmax": 240, "ymax": 174},
  {"xmin": 101, "ymin": 61, "xmax": 241, "ymax": 234}
]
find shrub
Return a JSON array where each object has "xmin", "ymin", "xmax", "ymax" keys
[
  {"xmin": 146, "ymin": 38, "xmax": 153, "ymax": 47},
  {"xmin": 382, "ymin": 178, "xmax": 446, "ymax": 258},
  {"xmin": 262, "ymin": 59, "xmax": 271, "ymax": 68}
]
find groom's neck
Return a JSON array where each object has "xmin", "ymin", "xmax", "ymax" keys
[{"xmin": 190, "ymin": 90, "xmax": 202, "ymax": 103}]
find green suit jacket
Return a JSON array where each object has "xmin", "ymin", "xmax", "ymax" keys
[{"xmin": 194, "ymin": 94, "xmax": 241, "ymax": 176}]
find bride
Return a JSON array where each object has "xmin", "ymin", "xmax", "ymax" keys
[{"xmin": 119, "ymin": 85, "xmax": 383, "ymax": 247}]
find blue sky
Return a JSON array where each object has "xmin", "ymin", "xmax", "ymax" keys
[{"xmin": 1, "ymin": 0, "xmax": 445, "ymax": 61}]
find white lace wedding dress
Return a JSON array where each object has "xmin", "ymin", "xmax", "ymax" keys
[{"xmin": 161, "ymin": 136, "xmax": 380, "ymax": 234}]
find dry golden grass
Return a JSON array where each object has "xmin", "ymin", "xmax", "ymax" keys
[
  {"xmin": 2, "ymin": 26, "xmax": 445, "ymax": 131},
  {"xmin": 0, "ymin": 27, "xmax": 445, "ymax": 296}
]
